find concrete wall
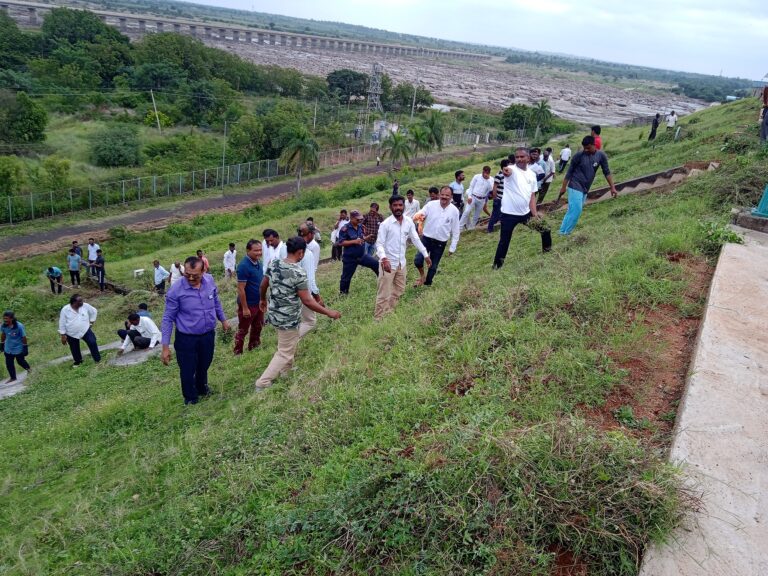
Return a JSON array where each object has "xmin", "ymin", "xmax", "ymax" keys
[{"xmin": 0, "ymin": 0, "xmax": 489, "ymax": 61}]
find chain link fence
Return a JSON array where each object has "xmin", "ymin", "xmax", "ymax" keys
[{"xmin": 1, "ymin": 134, "xmax": 496, "ymax": 224}]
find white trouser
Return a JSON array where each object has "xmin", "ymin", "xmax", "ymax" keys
[{"xmin": 460, "ymin": 196, "xmax": 487, "ymax": 230}]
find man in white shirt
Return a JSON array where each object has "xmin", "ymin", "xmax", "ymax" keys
[
  {"xmin": 459, "ymin": 166, "xmax": 493, "ymax": 231},
  {"xmin": 223, "ymin": 243, "xmax": 237, "ymax": 279},
  {"xmin": 58, "ymin": 293, "xmax": 100, "ymax": 366},
  {"xmin": 86, "ymin": 237, "xmax": 100, "ymax": 277},
  {"xmin": 413, "ymin": 186, "xmax": 461, "ymax": 287},
  {"xmin": 666, "ymin": 110, "xmax": 677, "ymax": 130},
  {"xmin": 304, "ymin": 225, "xmax": 321, "ymax": 268},
  {"xmin": 117, "ymin": 313, "xmax": 161, "ymax": 355},
  {"xmin": 298, "ymin": 222, "xmax": 324, "ymax": 338},
  {"xmin": 448, "ymin": 170, "xmax": 466, "ymax": 213},
  {"xmin": 528, "ymin": 148, "xmax": 546, "ymax": 194},
  {"xmin": 538, "ymin": 147, "xmax": 557, "ymax": 204},
  {"xmin": 153, "ymin": 260, "xmax": 171, "ymax": 295},
  {"xmin": 558, "ymin": 144, "xmax": 571, "ymax": 173},
  {"xmin": 169, "ymin": 261, "xmax": 184, "ymax": 286},
  {"xmin": 262, "ymin": 229, "xmax": 287, "ymax": 270},
  {"xmin": 330, "ymin": 209, "xmax": 349, "ymax": 261},
  {"xmin": 404, "ymin": 189, "xmax": 420, "ymax": 219},
  {"xmin": 374, "ymin": 194, "xmax": 430, "ymax": 320},
  {"xmin": 492, "ymin": 147, "xmax": 551, "ymax": 270}
]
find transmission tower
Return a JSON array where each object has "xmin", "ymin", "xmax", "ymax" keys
[{"xmin": 356, "ymin": 62, "xmax": 385, "ymax": 141}]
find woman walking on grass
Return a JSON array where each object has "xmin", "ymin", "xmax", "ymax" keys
[{"xmin": 1, "ymin": 311, "xmax": 30, "ymax": 383}]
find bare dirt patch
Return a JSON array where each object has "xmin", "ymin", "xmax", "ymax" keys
[{"xmin": 581, "ymin": 256, "xmax": 713, "ymax": 444}]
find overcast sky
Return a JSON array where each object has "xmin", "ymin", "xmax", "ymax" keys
[{"xmin": 185, "ymin": 0, "xmax": 766, "ymax": 80}]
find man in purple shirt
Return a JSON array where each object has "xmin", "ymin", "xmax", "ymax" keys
[{"xmin": 161, "ymin": 256, "xmax": 230, "ymax": 405}]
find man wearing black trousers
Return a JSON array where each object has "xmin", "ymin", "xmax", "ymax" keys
[
  {"xmin": 492, "ymin": 148, "xmax": 552, "ymax": 270},
  {"xmin": 337, "ymin": 210, "xmax": 379, "ymax": 294},
  {"xmin": 58, "ymin": 294, "xmax": 100, "ymax": 367}
]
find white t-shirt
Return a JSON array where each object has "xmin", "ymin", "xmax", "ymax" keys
[
  {"xmin": 666, "ymin": 113, "xmax": 677, "ymax": 128},
  {"xmin": 223, "ymin": 249, "xmax": 237, "ymax": 271},
  {"xmin": 262, "ymin": 240, "xmax": 287, "ymax": 270},
  {"xmin": 307, "ymin": 239, "xmax": 320, "ymax": 268},
  {"xmin": 501, "ymin": 165, "xmax": 537, "ymax": 216},
  {"xmin": 87, "ymin": 243, "xmax": 100, "ymax": 261},
  {"xmin": 560, "ymin": 147, "xmax": 571, "ymax": 162},
  {"xmin": 404, "ymin": 198, "xmax": 420, "ymax": 218}
]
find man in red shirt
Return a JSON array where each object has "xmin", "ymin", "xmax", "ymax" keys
[{"xmin": 591, "ymin": 125, "xmax": 602, "ymax": 150}]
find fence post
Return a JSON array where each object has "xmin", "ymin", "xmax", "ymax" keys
[
  {"xmin": 122, "ymin": 180, "xmax": 126, "ymax": 203},
  {"xmin": 7, "ymin": 196, "xmax": 12, "ymax": 225},
  {"xmin": 105, "ymin": 185, "xmax": 109, "ymax": 207},
  {"xmin": 204, "ymin": 169, "xmax": 207, "ymax": 190},
  {"xmin": 192, "ymin": 171, "xmax": 195, "ymax": 192},
  {"xmin": 237, "ymin": 164, "xmax": 241, "ymax": 184},
  {"xmin": 167, "ymin": 177, "xmax": 170, "ymax": 197},
  {"xmin": 69, "ymin": 189, "xmax": 73, "ymax": 213},
  {"xmin": 89, "ymin": 188, "xmax": 92, "ymax": 210},
  {"xmin": 138, "ymin": 178, "xmax": 141, "ymax": 201},
  {"xmin": 30, "ymin": 194, "xmax": 34, "ymax": 219},
  {"xmin": 257, "ymin": 161, "xmax": 261, "ymax": 180},
  {"xmin": 50, "ymin": 191, "xmax": 54, "ymax": 215},
  {"xmin": 179, "ymin": 174, "xmax": 182, "ymax": 195},
  {"xmin": 247, "ymin": 162, "xmax": 251, "ymax": 181},
  {"xmin": 227, "ymin": 165, "xmax": 230, "ymax": 187}
]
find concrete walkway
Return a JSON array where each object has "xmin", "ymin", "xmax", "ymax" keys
[{"xmin": 639, "ymin": 227, "xmax": 768, "ymax": 575}]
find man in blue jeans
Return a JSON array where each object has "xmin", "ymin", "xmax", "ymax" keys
[
  {"xmin": 338, "ymin": 210, "xmax": 379, "ymax": 294},
  {"xmin": 161, "ymin": 256, "xmax": 230, "ymax": 405},
  {"xmin": 556, "ymin": 135, "xmax": 617, "ymax": 235}
]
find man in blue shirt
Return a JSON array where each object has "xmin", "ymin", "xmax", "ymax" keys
[
  {"xmin": 46, "ymin": 266, "xmax": 63, "ymax": 294},
  {"xmin": 161, "ymin": 256, "xmax": 230, "ymax": 405},
  {"xmin": 556, "ymin": 135, "xmax": 618, "ymax": 235},
  {"xmin": 338, "ymin": 210, "xmax": 380, "ymax": 294},
  {"xmin": 234, "ymin": 239, "xmax": 264, "ymax": 355},
  {"xmin": 153, "ymin": 260, "xmax": 171, "ymax": 295},
  {"xmin": 2, "ymin": 310, "xmax": 30, "ymax": 383},
  {"xmin": 66, "ymin": 249, "xmax": 82, "ymax": 287}
]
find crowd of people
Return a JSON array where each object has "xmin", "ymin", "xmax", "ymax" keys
[{"xmin": 9, "ymin": 133, "xmax": 619, "ymax": 396}]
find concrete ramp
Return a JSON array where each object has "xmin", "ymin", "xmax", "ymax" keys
[{"xmin": 639, "ymin": 228, "xmax": 768, "ymax": 576}]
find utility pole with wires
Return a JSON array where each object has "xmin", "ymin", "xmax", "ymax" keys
[{"xmin": 150, "ymin": 89, "xmax": 162, "ymax": 134}]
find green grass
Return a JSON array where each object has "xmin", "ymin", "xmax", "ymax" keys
[{"xmin": 0, "ymin": 98, "xmax": 766, "ymax": 574}]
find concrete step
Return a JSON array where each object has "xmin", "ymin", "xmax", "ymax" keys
[{"xmin": 638, "ymin": 229, "xmax": 768, "ymax": 575}]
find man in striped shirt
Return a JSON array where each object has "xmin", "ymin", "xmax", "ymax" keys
[{"xmin": 487, "ymin": 157, "xmax": 511, "ymax": 233}]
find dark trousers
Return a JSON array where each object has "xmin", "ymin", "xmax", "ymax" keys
[
  {"xmin": 174, "ymin": 330, "xmax": 215, "ymax": 404},
  {"xmin": 452, "ymin": 192, "xmax": 464, "ymax": 214},
  {"xmin": 69, "ymin": 270, "xmax": 80, "ymax": 286},
  {"xmin": 537, "ymin": 182, "xmax": 551, "ymax": 204},
  {"xmin": 558, "ymin": 159, "xmax": 569, "ymax": 173},
  {"xmin": 96, "ymin": 269, "xmax": 105, "ymax": 291},
  {"xmin": 67, "ymin": 329, "xmax": 101, "ymax": 364},
  {"xmin": 340, "ymin": 255, "xmax": 379, "ymax": 293},
  {"xmin": 493, "ymin": 213, "xmax": 552, "ymax": 268},
  {"xmin": 117, "ymin": 329, "xmax": 152, "ymax": 349},
  {"xmin": 155, "ymin": 280, "xmax": 166, "ymax": 295},
  {"xmin": 331, "ymin": 244, "xmax": 343, "ymax": 260},
  {"xmin": 49, "ymin": 276, "xmax": 63, "ymax": 294},
  {"xmin": 88, "ymin": 260, "xmax": 97, "ymax": 277},
  {"xmin": 4, "ymin": 352, "xmax": 30, "ymax": 380},
  {"xmin": 414, "ymin": 235, "xmax": 447, "ymax": 286},
  {"xmin": 487, "ymin": 199, "xmax": 502, "ymax": 232},
  {"xmin": 234, "ymin": 304, "xmax": 264, "ymax": 354}
]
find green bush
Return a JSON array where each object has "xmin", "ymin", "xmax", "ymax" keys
[
  {"xmin": 0, "ymin": 155, "xmax": 25, "ymax": 195},
  {"xmin": 90, "ymin": 124, "xmax": 142, "ymax": 168}
]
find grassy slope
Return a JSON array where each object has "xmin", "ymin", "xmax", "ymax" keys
[{"xmin": 0, "ymin": 98, "xmax": 765, "ymax": 575}]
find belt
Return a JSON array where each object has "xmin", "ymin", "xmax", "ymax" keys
[
  {"xmin": 472, "ymin": 194, "xmax": 487, "ymax": 200},
  {"xmin": 423, "ymin": 235, "xmax": 447, "ymax": 246}
]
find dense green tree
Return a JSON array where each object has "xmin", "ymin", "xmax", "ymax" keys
[
  {"xmin": 0, "ymin": 12, "xmax": 31, "ymax": 69},
  {"xmin": 260, "ymin": 99, "xmax": 311, "ymax": 158},
  {"xmin": 41, "ymin": 7, "xmax": 127, "ymax": 46},
  {"xmin": 532, "ymin": 99, "xmax": 553, "ymax": 133},
  {"xmin": 0, "ymin": 156, "xmax": 25, "ymax": 196},
  {"xmin": 379, "ymin": 73, "xmax": 394, "ymax": 112},
  {"xmin": 41, "ymin": 156, "xmax": 70, "ymax": 191},
  {"xmin": 90, "ymin": 124, "xmax": 141, "ymax": 167},
  {"xmin": 133, "ymin": 34, "xmax": 213, "ymax": 81},
  {"xmin": 326, "ymin": 69, "xmax": 368, "ymax": 103},
  {"xmin": 279, "ymin": 127, "xmax": 319, "ymax": 197},
  {"xmin": 381, "ymin": 131, "xmax": 412, "ymax": 169},
  {"xmin": 304, "ymin": 76, "xmax": 330, "ymax": 101},
  {"xmin": 227, "ymin": 115, "xmax": 266, "ymax": 163},
  {"xmin": 501, "ymin": 103, "xmax": 532, "ymax": 131},
  {"xmin": 0, "ymin": 92, "xmax": 48, "ymax": 143},
  {"xmin": 128, "ymin": 62, "xmax": 188, "ymax": 91},
  {"xmin": 391, "ymin": 82, "xmax": 434, "ymax": 113},
  {"xmin": 178, "ymin": 79, "xmax": 238, "ymax": 126}
]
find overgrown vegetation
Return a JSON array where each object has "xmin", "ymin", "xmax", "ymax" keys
[{"xmin": 0, "ymin": 96, "xmax": 763, "ymax": 575}]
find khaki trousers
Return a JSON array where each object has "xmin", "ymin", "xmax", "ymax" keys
[
  {"xmin": 254, "ymin": 327, "xmax": 301, "ymax": 389},
  {"xmin": 374, "ymin": 264, "xmax": 406, "ymax": 320},
  {"xmin": 298, "ymin": 304, "xmax": 317, "ymax": 338}
]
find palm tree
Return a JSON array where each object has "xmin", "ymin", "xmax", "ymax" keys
[
  {"xmin": 408, "ymin": 125, "xmax": 431, "ymax": 165},
  {"xmin": 422, "ymin": 110, "xmax": 444, "ymax": 152},
  {"xmin": 532, "ymin": 99, "xmax": 553, "ymax": 135},
  {"xmin": 381, "ymin": 131, "xmax": 412, "ymax": 169},
  {"xmin": 279, "ymin": 127, "xmax": 319, "ymax": 198}
]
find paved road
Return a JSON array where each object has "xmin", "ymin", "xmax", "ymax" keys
[{"xmin": 0, "ymin": 145, "xmax": 508, "ymax": 255}]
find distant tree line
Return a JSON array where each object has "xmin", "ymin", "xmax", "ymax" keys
[{"xmin": 504, "ymin": 52, "xmax": 755, "ymax": 103}]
